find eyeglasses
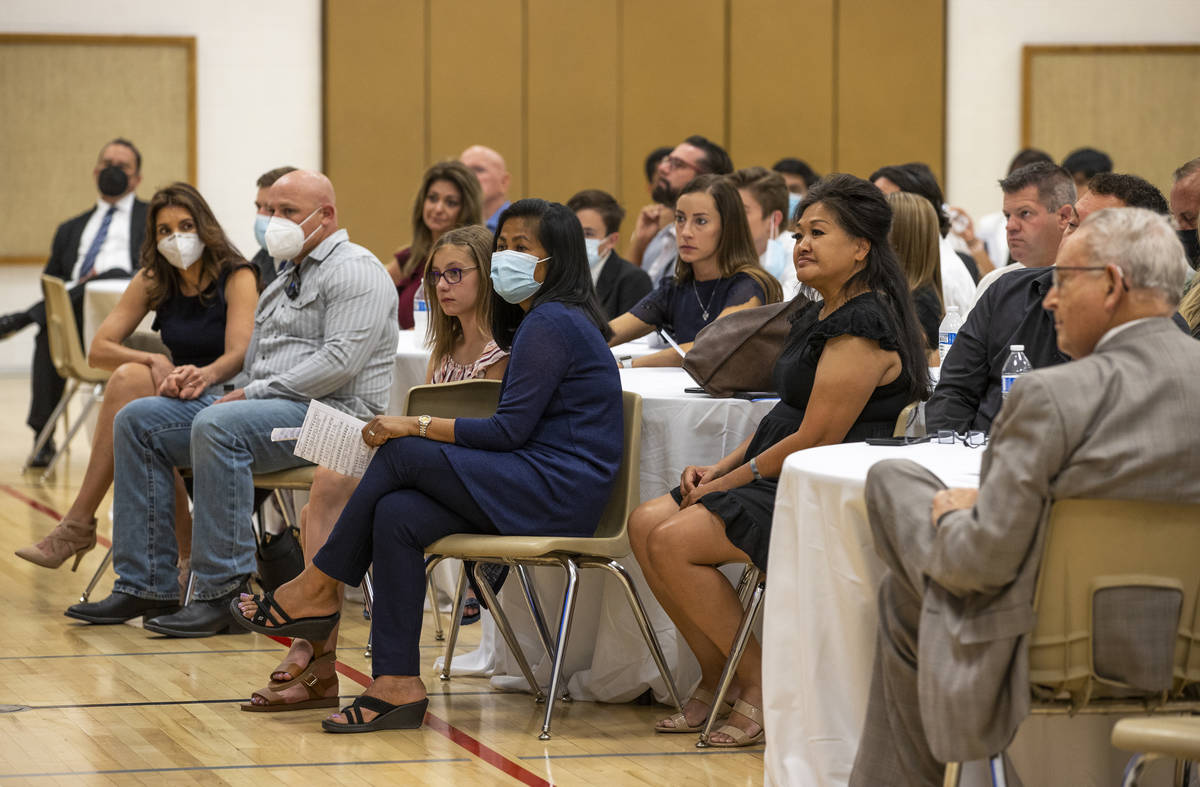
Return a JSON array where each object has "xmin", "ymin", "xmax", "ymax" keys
[
  {"xmin": 1050, "ymin": 264, "xmax": 1127, "ymax": 291},
  {"xmin": 426, "ymin": 266, "xmax": 477, "ymax": 286},
  {"xmin": 285, "ymin": 267, "xmax": 302, "ymax": 300},
  {"xmin": 936, "ymin": 430, "xmax": 988, "ymax": 448},
  {"xmin": 664, "ymin": 156, "xmax": 703, "ymax": 173}
]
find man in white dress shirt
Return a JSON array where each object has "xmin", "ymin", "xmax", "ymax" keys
[{"xmin": 0, "ymin": 139, "xmax": 148, "ymax": 465}]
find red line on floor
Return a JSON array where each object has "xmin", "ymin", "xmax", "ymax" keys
[{"xmin": 0, "ymin": 481, "xmax": 557, "ymax": 787}]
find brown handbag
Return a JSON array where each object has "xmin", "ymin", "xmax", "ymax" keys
[{"xmin": 682, "ymin": 295, "xmax": 810, "ymax": 397}]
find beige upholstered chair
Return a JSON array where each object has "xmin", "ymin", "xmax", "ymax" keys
[
  {"xmin": 944, "ymin": 498, "xmax": 1200, "ymax": 786},
  {"xmin": 26, "ymin": 275, "xmax": 111, "ymax": 480},
  {"xmin": 422, "ymin": 388, "xmax": 685, "ymax": 740}
]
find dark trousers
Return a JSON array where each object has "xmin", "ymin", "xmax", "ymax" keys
[
  {"xmin": 26, "ymin": 269, "xmax": 132, "ymax": 433},
  {"xmin": 313, "ymin": 436, "xmax": 497, "ymax": 677}
]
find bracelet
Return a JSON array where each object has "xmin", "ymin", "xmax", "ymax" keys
[
  {"xmin": 618, "ymin": 355, "xmax": 634, "ymax": 369},
  {"xmin": 749, "ymin": 456, "xmax": 762, "ymax": 481}
]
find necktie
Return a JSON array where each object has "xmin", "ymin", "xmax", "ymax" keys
[{"xmin": 78, "ymin": 205, "xmax": 117, "ymax": 279}]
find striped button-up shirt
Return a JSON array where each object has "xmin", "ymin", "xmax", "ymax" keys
[{"xmin": 243, "ymin": 228, "xmax": 399, "ymax": 419}]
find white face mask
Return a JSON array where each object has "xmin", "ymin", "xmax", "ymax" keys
[
  {"xmin": 584, "ymin": 237, "xmax": 605, "ymax": 267},
  {"xmin": 760, "ymin": 236, "xmax": 789, "ymax": 280},
  {"xmin": 157, "ymin": 232, "xmax": 205, "ymax": 270},
  {"xmin": 264, "ymin": 207, "xmax": 322, "ymax": 261}
]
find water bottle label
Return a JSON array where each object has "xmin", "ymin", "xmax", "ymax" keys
[
  {"xmin": 415, "ymin": 300, "xmax": 428, "ymax": 312},
  {"xmin": 1001, "ymin": 373, "xmax": 1017, "ymax": 397},
  {"xmin": 938, "ymin": 331, "xmax": 956, "ymax": 361}
]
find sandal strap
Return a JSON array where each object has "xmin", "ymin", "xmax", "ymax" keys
[
  {"xmin": 347, "ymin": 694, "xmax": 399, "ymax": 716},
  {"xmin": 713, "ymin": 722, "xmax": 754, "ymax": 745},
  {"xmin": 691, "ymin": 688, "xmax": 716, "ymax": 706},
  {"xmin": 730, "ymin": 698, "xmax": 763, "ymax": 725},
  {"xmin": 249, "ymin": 591, "xmax": 294, "ymax": 628},
  {"xmin": 659, "ymin": 712, "xmax": 689, "ymax": 730}
]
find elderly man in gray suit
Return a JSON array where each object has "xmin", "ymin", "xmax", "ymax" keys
[{"xmin": 849, "ymin": 207, "xmax": 1200, "ymax": 786}]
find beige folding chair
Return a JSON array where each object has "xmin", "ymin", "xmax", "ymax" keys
[
  {"xmin": 893, "ymin": 400, "xmax": 922, "ymax": 438},
  {"xmin": 1112, "ymin": 716, "xmax": 1200, "ymax": 787},
  {"xmin": 424, "ymin": 389, "xmax": 686, "ymax": 740},
  {"xmin": 25, "ymin": 275, "xmax": 111, "ymax": 480},
  {"xmin": 943, "ymin": 499, "xmax": 1200, "ymax": 787},
  {"xmin": 81, "ymin": 466, "xmax": 318, "ymax": 604}
]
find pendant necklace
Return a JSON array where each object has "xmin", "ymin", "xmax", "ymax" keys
[{"xmin": 692, "ymin": 279, "xmax": 719, "ymax": 321}]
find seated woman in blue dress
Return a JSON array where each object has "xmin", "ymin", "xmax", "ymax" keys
[
  {"xmin": 17, "ymin": 182, "xmax": 258, "ymax": 572},
  {"xmin": 607, "ymin": 175, "xmax": 783, "ymax": 367},
  {"xmin": 628, "ymin": 175, "xmax": 930, "ymax": 747},
  {"xmin": 230, "ymin": 199, "xmax": 624, "ymax": 733}
]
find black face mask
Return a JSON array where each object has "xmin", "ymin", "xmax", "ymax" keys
[
  {"xmin": 97, "ymin": 165, "xmax": 129, "ymax": 198},
  {"xmin": 1179, "ymin": 228, "xmax": 1200, "ymax": 270}
]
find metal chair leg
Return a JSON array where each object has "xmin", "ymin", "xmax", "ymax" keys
[
  {"xmin": 183, "ymin": 570, "xmax": 197, "ymax": 605},
  {"xmin": 942, "ymin": 762, "xmax": 963, "ymax": 787},
  {"xmin": 24, "ymin": 380, "xmax": 77, "ymax": 471},
  {"xmin": 362, "ymin": 569, "xmax": 375, "ymax": 658},
  {"xmin": 438, "ymin": 565, "xmax": 468, "ymax": 681},
  {"xmin": 472, "ymin": 561, "xmax": 544, "ymax": 702},
  {"xmin": 538, "ymin": 559, "xmax": 581, "ymax": 741},
  {"xmin": 589, "ymin": 558, "xmax": 685, "ymax": 716},
  {"xmin": 424, "ymin": 556, "xmax": 445, "ymax": 641},
  {"xmin": 80, "ymin": 545, "xmax": 114, "ymax": 602},
  {"xmin": 515, "ymin": 565, "xmax": 556, "ymax": 661},
  {"xmin": 41, "ymin": 388, "xmax": 98, "ymax": 481},
  {"xmin": 698, "ymin": 580, "xmax": 765, "ymax": 747}
]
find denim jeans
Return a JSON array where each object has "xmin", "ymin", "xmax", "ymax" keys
[{"xmin": 111, "ymin": 396, "xmax": 311, "ymax": 601}]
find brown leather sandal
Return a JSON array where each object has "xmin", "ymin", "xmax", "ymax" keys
[
  {"xmin": 654, "ymin": 687, "xmax": 734, "ymax": 734},
  {"xmin": 241, "ymin": 652, "xmax": 340, "ymax": 712},
  {"xmin": 707, "ymin": 698, "xmax": 765, "ymax": 747}
]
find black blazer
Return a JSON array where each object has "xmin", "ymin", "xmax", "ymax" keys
[
  {"xmin": 44, "ymin": 198, "xmax": 148, "ymax": 279},
  {"xmin": 596, "ymin": 251, "xmax": 653, "ymax": 320}
]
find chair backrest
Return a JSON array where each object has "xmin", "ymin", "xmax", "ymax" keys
[
  {"xmin": 41, "ymin": 275, "xmax": 107, "ymax": 382},
  {"xmin": 403, "ymin": 378, "xmax": 502, "ymax": 419},
  {"xmin": 893, "ymin": 401, "xmax": 920, "ymax": 438},
  {"xmin": 1028, "ymin": 498, "xmax": 1200, "ymax": 705},
  {"xmin": 591, "ymin": 391, "xmax": 643, "ymax": 540}
]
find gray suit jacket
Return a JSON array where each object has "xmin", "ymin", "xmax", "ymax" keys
[{"xmin": 918, "ymin": 317, "xmax": 1200, "ymax": 761}]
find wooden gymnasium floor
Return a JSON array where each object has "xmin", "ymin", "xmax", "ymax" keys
[{"xmin": 0, "ymin": 374, "xmax": 764, "ymax": 786}]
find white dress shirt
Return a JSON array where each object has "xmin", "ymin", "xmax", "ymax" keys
[
  {"xmin": 939, "ymin": 234, "xmax": 977, "ymax": 318},
  {"xmin": 71, "ymin": 191, "xmax": 137, "ymax": 282}
]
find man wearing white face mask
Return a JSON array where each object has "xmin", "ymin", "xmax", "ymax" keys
[
  {"xmin": 567, "ymin": 189, "xmax": 651, "ymax": 319},
  {"xmin": 67, "ymin": 170, "xmax": 399, "ymax": 637},
  {"xmin": 249, "ymin": 165, "xmax": 297, "ymax": 287},
  {"xmin": 727, "ymin": 167, "xmax": 800, "ymax": 293}
]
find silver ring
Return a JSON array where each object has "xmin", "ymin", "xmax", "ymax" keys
[{"xmin": 368, "ymin": 430, "xmax": 375, "ymax": 436}]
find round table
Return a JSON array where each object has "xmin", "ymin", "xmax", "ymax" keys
[{"xmin": 763, "ymin": 441, "xmax": 1131, "ymax": 787}]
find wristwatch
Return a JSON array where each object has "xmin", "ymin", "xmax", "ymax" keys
[
  {"xmin": 749, "ymin": 455, "xmax": 763, "ymax": 481},
  {"xmin": 417, "ymin": 414, "xmax": 432, "ymax": 438},
  {"xmin": 618, "ymin": 355, "xmax": 634, "ymax": 369}
]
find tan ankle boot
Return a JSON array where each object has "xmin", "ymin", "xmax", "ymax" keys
[{"xmin": 15, "ymin": 517, "xmax": 98, "ymax": 570}]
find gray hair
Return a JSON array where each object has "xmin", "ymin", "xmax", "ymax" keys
[
  {"xmin": 1076, "ymin": 207, "xmax": 1189, "ymax": 306},
  {"xmin": 1172, "ymin": 157, "xmax": 1200, "ymax": 182}
]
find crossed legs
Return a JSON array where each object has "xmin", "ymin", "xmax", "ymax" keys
[{"xmin": 628, "ymin": 494, "xmax": 763, "ymax": 743}]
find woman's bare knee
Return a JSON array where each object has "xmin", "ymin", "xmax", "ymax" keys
[
  {"xmin": 628, "ymin": 494, "xmax": 677, "ymax": 556},
  {"xmin": 106, "ymin": 362, "xmax": 156, "ymax": 403}
]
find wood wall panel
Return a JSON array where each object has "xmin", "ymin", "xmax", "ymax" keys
[
  {"xmin": 1024, "ymin": 46, "xmax": 1200, "ymax": 203},
  {"xmin": 429, "ymin": 0, "xmax": 524, "ymax": 200},
  {"xmin": 729, "ymin": 0, "xmax": 835, "ymax": 178},
  {"xmin": 618, "ymin": 0, "xmax": 727, "ymax": 231},
  {"xmin": 324, "ymin": 0, "xmax": 425, "ymax": 261},
  {"xmin": 526, "ymin": 0, "xmax": 620, "ymax": 206},
  {"xmin": 835, "ymin": 0, "xmax": 944, "ymax": 182}
]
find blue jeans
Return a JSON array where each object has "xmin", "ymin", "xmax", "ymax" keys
[{"xmin": 111, "ymin": 396, "xmax": 310, "ymax": 601}]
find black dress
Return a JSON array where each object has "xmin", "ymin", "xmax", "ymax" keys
[
  {"xmin": 676, "ymin": 291, "xmax": 913, "ymax": 570},
  {"xmin": 151, "ymin": 263, "xmax": 255, "ymax": 366}
]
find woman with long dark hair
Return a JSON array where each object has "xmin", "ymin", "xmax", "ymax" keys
[
  {"xmin": 230, "ymin": 200, "xmax": 623, "ymax": 733},
  {"xmin": 607, "ymin": 174, "xmax": 783, "ymax": 366},
  {"xmin": 17, "ymin": 183, "xmax": 258, "ymax": 570},
  {"xmin": 627, "ymin": 174, "xmax": 930, "ymax": 747}
]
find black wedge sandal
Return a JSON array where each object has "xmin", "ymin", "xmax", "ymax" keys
[
  {"xmin": 228, "ymin": 590, "xmax": 340, "ymax": 641},
  {"xmin": 321, "ymin": 695, "xmax": 429, "ymax": 733}
]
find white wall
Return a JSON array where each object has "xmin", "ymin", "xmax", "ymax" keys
[
  {"xmin": 945, "ymin": 0, "xmax": 1200, "ymax": 220},
  {"xmin": 0, "ymin": 1, "xmax": 322, "ymax": 373}
]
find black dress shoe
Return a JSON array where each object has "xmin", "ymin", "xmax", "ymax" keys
[
  {"xmin": 144, "ymin": 580, "xmax": 252, "ymax": 638},
  {"xmin": 0, "ymin": 311, "xmax": 33, "ymax": 341},
  {"xmin": 29, "ymin": 438, "xmax": 57, "ymax": 469},
  {"xmin": 65, "ymin": 591, "xmax": 181, "ymax": 624}
]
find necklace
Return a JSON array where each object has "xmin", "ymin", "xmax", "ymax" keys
[{"xmin": 692, "ymin": 279, "xmax": 719, "ymax": 321}]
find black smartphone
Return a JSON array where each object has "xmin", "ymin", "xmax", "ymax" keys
[
  {"xmin": 865, "ymin": 435, "xmax": 932, "ymax": 446},
  {"xmin": 684, "ymin": 386, "xmax": 708, "ymax": 394}
]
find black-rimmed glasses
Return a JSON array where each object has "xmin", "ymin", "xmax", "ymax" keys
[
  {"xmin": 936, "ymin": 430, "xmax": 988, "ymax": 448},
  {"xmin": 426, "ymin": 267, "xmax": 477, "ymax": 286}
]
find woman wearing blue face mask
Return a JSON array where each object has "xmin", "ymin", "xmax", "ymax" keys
[
  {"xmin": 17, "ymin": 183, "xmax": 259, "ymax": 572},
  {"xmin": 230, "ymin": 199, "xmax": 624, "ymax": 734}
]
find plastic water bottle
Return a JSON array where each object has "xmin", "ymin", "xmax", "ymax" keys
[
  {"xmin": 412, "ymin": 287, "xmax": 429, "ymax": 337},
  {"xmin": 937, "ymin": 306, "xmax": 962, "ymax": 363},
  {"xmin": 1001, "ymin": 344, "xmax": 1032, "ymax": 400}
]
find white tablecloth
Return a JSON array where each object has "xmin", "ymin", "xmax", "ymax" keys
[{"xmin": 764, "ymin": 442, "xmax": 1133, "ymax": 787}]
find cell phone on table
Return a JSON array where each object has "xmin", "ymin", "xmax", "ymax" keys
[
  {"xmin": 865, "ymin": 435, "xmax": 932, "ymax": 446},
  {"xmin": 684, "ymin": 386, "xmax": 707, "ymax": 394}
]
